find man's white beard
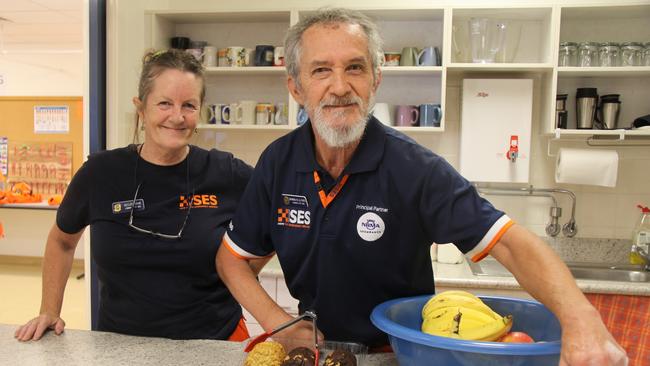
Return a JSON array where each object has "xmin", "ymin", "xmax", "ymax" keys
[{"xmin": 308, "ymin": 93, "xmax": 375, "ymax": 148}]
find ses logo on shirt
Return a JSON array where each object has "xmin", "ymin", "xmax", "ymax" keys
[
  {"xmin": 179, "ymin": 194, "xmax": 219, "ymax": 209},
  {"xmin": 277, "ymin": 208, "xmax": 311, "ymax": 229}
]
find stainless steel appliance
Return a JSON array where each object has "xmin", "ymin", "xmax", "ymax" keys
[
  {"xmin": 576, "ymin": 88, "xmax": 598, "ymax": 129},
  {"xmin": 555, "ymin": 94, "xmax": 568, "ymax": 129},
  {"xmin": 598, "ymin": 94, "xmax": 621, "ymax": 130}
]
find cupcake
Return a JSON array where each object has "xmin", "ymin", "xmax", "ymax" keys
[
  {"xmin": 244, "ymin": 341, "xmax": 286, "ymax": 366},
  {"xmin": 281, "ymin": 346, "xmax": 316, "ymax": 366},
  {"xmin": 323, "ymin": 349, "xmax": 357, "ymax": 366}
]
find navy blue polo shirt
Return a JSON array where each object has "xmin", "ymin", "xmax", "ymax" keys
[{"xmin": 224, "ymin": 117, "xmax": 511, "ymax": 347}]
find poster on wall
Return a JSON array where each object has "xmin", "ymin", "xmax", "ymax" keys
[
  {"xmin": 7, "ymin": 141, "xmax": 72, "ymax": 197},
  {"xmin": 0, "ymin": 137, "xmax": 7, "ymax": 177},
  {"xmin": 34, "ymin": 106, "xmax": 69, "ymax": 134}
]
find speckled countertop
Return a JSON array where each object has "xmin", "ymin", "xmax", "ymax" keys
[
  {"xmin": 0, "ymin": 324, "xmax": 398, "ymax": 366},
  {"xmin": 261, "ymin": 238, "xmax": 650, "ymax": 296}
]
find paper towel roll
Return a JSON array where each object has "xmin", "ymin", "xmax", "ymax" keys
[{"xmin": 555, "ymin": 148, "xmax": 618, "ymax": 187}]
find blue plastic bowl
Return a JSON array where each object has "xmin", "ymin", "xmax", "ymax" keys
[{"xmin": 371, "ymin": 295, "xmax": 562, "ymax": 366}]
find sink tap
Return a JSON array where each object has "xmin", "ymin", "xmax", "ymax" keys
[{"xmin": 631, "ymin": 243, "xmax": 650, "ymax": 271}]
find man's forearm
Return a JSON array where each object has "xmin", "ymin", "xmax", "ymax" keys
[
  {"xmin": 216, "ymin": 245, "xmax": 292, "ymax": 330},
  {"xmin": 489, "ymin": 224, "xmax": 593, "ymax": 323}
]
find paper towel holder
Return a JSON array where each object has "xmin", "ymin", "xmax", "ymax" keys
[{"xmin": 547, "ymin": 138, "xmax": 647, "ymax": 160}]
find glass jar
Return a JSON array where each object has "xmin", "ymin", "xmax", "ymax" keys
[
  {"xmin": 578, "ymin": 42, "xmax": 599, "ymax": 67},
  {"xmin": 558, "ymin": 42, "xmax": 578, "ymax": 66},
  {"xmin": 598, "ymin": 42, "xmax": 620, "ymax": 67},
  {"xmin": 644, "ymin": 42, "xmax": 650, "ymax": 67},
  {"xmin": 620, "ymin": 42, "xmax": 643, "ymax": 66}
]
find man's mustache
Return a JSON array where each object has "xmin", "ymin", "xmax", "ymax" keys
[{"xmin": 319, "ymin": 94, "xmax": 362, "ymax": 108}]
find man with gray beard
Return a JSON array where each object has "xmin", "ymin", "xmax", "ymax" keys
[{"xmin": 217, "ymin": 8, "xmax": 626, "ymax": 366}]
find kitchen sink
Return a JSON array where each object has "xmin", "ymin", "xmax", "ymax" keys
[{"xmin": 468, "ymin": 259, "xmax": 650, "ymax": 283}]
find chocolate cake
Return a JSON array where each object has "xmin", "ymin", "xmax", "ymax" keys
[
  {"xmin": 280, "ymin": 346, "xmax": 316, "ymax": 366},
  {"xmin": 323, "ymin": 349, "xmax": 357, "ymax": 366}
]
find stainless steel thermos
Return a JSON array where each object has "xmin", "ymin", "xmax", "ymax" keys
[
  {"xmin": 576, "ymin": 88, "xmax": 598, "ymax": 129},
  {"xmin": 598, "ymin": 94, "xmax": 621, "ymax": 130}
]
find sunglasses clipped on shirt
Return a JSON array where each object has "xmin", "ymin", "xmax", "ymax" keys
[
  {"xmin": 128, "ymin": 182, "xmax": 193, "ymax": 240},
  {"xmin": 128, "ymin": 144, "xmax": 193, "ymax": 240}
]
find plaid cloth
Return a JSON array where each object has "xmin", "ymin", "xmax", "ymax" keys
[{"xmin": 586, "ymin": 294, "xmax": 650, "ymax": 366}]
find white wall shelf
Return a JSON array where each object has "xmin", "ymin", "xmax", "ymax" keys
[
  {"xmin": 447, "ymin": 63, "xmax": 554, "ymax": 73},
  {"xmin": 550, "ymin": 128, "xmax": 650, "ymax": 140},
  {"xmin": 557, "ymin": 67, "xmax": 650, "ymax": 77},
  {"xmin": 204, "ymin": 66, "xmax": 286, "ymax": 75},
  {"xmin": 197, "ymin": 124, "xmax": 293, "ymax": 131},
  {"xmin": 381, "ymin": 66, "xmax": 442, "ymax": 75}
]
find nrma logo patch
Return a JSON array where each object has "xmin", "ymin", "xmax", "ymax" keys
[
  {"xmin": 277, "ymin": 208, "xmax": 311, "ymax": 229},
  {"xmin": 357, "ymin": 212, "xmax": 385, "ymax": 242}
]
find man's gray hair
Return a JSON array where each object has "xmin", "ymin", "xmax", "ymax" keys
[{"xmin": 284, "ymin": 8, "xmax": 384, "ymax": 88}]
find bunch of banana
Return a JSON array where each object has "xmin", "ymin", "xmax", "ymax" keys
[{"xmin": 421, "ymin": 290, "xmax": 513, "ymax": 342}]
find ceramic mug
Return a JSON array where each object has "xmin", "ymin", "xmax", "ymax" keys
[
  {"xmin": 217, "ymin": 48, "xmax": 228, "ymax": 66},
  {"xmin": 383, "ymin": 52, "xmax": 401, "ymax": 66},
  {"xmin": 220, "ymin": 105, "xmax": 232, "ymax": 124},
  {"xmin": 372, "ymin": 103, "xmax": 392, "ymax": 125},
  {"xmin": 170, "ymin": 36, "xmax": 189, "ymax": 50},
  {"xmin": 256, "ymin": 103, "xmax": 275, "ymax": 125},
  {"xmin": 207, "ymin": 103, "xmax": 227, "ymax": 124},
  {"xmin": 274, "ymin": 46, "xmax": 285, "ymax": 66},
  {"xmin": 226, "ymin": 46, "xmax": 246, "ymax": 67},
  {"xmin": 418, "ymin": 46, "xmax": 438, "ymax": 66},
  {"xmin": 232, "ymin": 100, "xmax": 257, "ymax": 124},
  {"xmin": 419, "ymin": 103, "xmax": 442, "ymax": 127},
  {"xmin": 297, "ymin": 107, "xmax": 309, "ymax": 126},
  {"xmin": 186, "ymin": 48, "xmax": 203, "ymax": 62},
  {"xmin": 395, "ymin": 105, "xmax": 419, "ymax": 126},
  {"xmin": 203, "ymin": 46, "xmax": 217, "ymax": 67},
  {"xmin": 274, "ymin": 102, "xmax": 289, "ymax": 125},
  {"xmin": 254, "ymin": 45, "xmax": 275, "ymax": 66},
  {"xmin": 244, "ymin": 48, "xmax": 255, "ymax": 67},
  {"xmin": 400, "ymin": 47, "xmax": 419, "ymax": 66}
]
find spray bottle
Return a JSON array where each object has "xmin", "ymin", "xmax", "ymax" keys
[{"xmin": 630, "ymin": 204, "xmax": 650, "ymax": 265}]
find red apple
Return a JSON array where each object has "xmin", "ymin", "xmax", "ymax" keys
[{"xmin": 500, "ymin": 332, "xmax": 535, "ymax": 343}]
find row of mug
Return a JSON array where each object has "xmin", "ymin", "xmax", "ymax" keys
[
  {"xmin": 383, "ymin": 47, "xmax": 441, "ymax": 67},
  {"xmin": 207, "ymin": 102, "xmax": 289, "ymax": 125},
  {"xmin": 182, "ymin": 44, "xmax": 284, "ymax": 68},
  {"xmin": 373, "ymin": 103, "xmax": 443, "ymax": 127}
]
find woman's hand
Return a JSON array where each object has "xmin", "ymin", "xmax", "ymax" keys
[{"xmin": 14, "ymin": 313, "xmax": 66, "ymax": 341}]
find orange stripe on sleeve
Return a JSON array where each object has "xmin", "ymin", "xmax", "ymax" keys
[
  {"xmin": 470, "ymin": 220, "xmax": 515, "ymax": 262},
  {"xmin": 222, "ymin": 238, "xmax": 250, "ymax": 260}
]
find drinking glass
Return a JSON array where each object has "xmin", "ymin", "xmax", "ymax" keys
[
  {"xmin": 598, "ymin": 42, "xmax": 619, "ymax": 67},
  {"xmin": 621, "ymin": 42, "xmax": 643, "ymax": 66},
  {"xmin": 578, "ymin": 42, "xmax": 599, "ymax": 67},
  {"xmin": 558, "ymin": 42, "xmax": 577, "ymax": 66}
]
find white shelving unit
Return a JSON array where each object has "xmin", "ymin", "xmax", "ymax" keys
[
  {"xmin": 142, "ymin": 3, "xmax": 650, "ymax": 138},
  {"xmin": 552, "ymin": 4, "xmax": 650, "ymax": 139}
]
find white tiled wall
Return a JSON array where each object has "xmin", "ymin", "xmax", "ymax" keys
[{"xmin": 195, "ymin": 83, "xmax": 650, "ymax": 241}]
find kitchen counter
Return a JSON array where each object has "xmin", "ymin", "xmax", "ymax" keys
[
  {"xmin": 0, "ymin": 324, "xmax": 398, "ymax": 365},
  {"xmin": 432, "ymin": 261, "xmax": 650, "ymax": 296},
  {"xmin": 260, "ymin": 256, "xmax": 650, "ymax": 296}
]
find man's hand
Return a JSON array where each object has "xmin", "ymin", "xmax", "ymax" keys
[
  {"xmin": 559, "ymin": 304, "xmax": 627, "ymax": 366},
  {"xmin": 273, "ymin": 319, "xmax": 325, "ymax": 348},
  {"xmin": 14, "ymin": 313, "xmax": 66, "ymax": 341}
]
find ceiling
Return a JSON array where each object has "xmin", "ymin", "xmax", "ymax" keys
[{"xmin": 0, "ymin": 0, "xmax": 83, "ymax": 52}]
